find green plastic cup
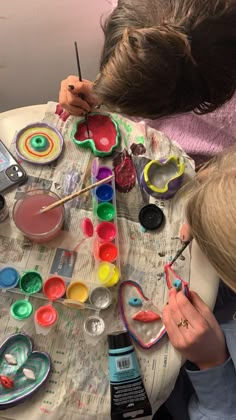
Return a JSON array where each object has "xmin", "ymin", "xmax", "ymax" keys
[
  {"xmin": 96, "ymin": 202, "xmax": 116, "ymax": 222},
  {"xmin": 11, "ymin": 300, "xmax": 33, "ymax": 320},
  {"xmin": 19, "ymin": 271, "xmax": 43, "ymax": 295}
]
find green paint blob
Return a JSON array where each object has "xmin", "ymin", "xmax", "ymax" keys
[
  {"xmin": 136, "ymin": 136, "xmax": 145, "ymax": 144},
  {"xmin": 19, "ymin": 271, "xmax": 43, "ymax": 295},
  {"xmin": 11, "ymin": 300, "xmax": 33, "ymax": 320},
  {"xmin": 30, "ymin": 135, "xmax": 49, "ymax": 151},
  {"xmin": 96, "ymin": 202, "xmax": 116, "ymax": 222}
]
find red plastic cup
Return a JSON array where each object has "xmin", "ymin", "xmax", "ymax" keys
[
  {"xmin": 98, "ymin": 242, "xmax": 118, "ymax": 263},
  {"xmin": 43, "ymin": 275, "xmax": 66, "ymax": 301},
  {"xmin": 96, "ymin": 221, "xmax": 117, "ymax": 242}
]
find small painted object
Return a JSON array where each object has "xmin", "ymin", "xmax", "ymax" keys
[
  {"xmin": 132, "ymin": 310, "xmax": 161, "ymax": 323},
  {"xmin": 23, "ymin": 368, "xmax": 35, "ymax": 381},
  {"xmin": 5, "ymin": 354, "xmax": 17, "ymax": 365},
  {"xmin": 128, "ymin": 297, "xmax": 142, "ymax": 307},
  {"xmin": 164, "ymin": 264, "xmax": 189, "ymax": 296},
  {"xmin": 0, "ymin": 333, "xmax": 51, "ymax": 409},
  {"xmin": 113, "ymin": 150, "xmax": 136, "ymax": 193},
  {"xmin": 71, "ymin": 113, "xmax": 120, "ymax": 157},
  {"xmin": 15, "ymin": 122, "xmax": 64, "ymax": 165},
  {"xmin": 141, "ymin": 156, "xmax": 185, "ymax": 199},
  {"xmin": 81, "ymin": 218, "xmax": 94, "ymax": 238},
  {"xmin": 173, "ymin": 279, "xmax": 182, "ymax": 291},
  {"xmin": 139, "ymin": 204, "xmax": 164, "ymax": 231},
  {"xmin": 0, "ymin": 376, "xmax": 14, "ymax": 389}
]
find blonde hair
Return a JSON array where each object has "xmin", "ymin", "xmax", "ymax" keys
[{"xmin": 186, "ymin": 146, "xmax": 236, "ymax": 291}]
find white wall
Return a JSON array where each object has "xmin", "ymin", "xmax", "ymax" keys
[{"xmin": 0, "ymin": 0, "xmax": 116, "ymax": 112}]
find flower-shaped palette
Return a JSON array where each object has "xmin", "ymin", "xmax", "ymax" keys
[
  {"xmin": 71, "ymin": 113, "xmax": 120, "ymax": 157},
  {"xmin": 0, "ymin": 333, "xmax": 51, "ymax": 409}
]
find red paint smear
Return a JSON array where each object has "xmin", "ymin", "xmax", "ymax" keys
[
  {"xmin": 74, "ymin": 114, "xmax": 117, "ymax": 152},
  {"xmin": 132, "ymin": 310, "xmax": 161, "ymax": 322},
  {"xmin": 40, "ymin": 407, "xmax": 50, "ymax": 414},
  {"xmin": 0, "ymin": 375, "xmax": 14, "ymax": 389}
]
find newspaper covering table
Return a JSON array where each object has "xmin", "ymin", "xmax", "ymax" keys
[{"xmin": 0, "ymin": 102, "xmax": 195, "ymax": 419}]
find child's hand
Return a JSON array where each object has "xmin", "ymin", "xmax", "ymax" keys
[
  {"xmin": 180, "ymin": 223, "xmax": 192, "ymax": 243},
  {"xmin": 59, "ymin": 76, "xmax": 99, "ymax": 116},
  {"xmin": 162, "ymin": 289, "xmax": 229, "ymax": 370}
]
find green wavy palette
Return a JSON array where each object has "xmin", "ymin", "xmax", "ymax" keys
[{"xmin": 0, "ymin": 333, "xmax": 51, "ymax": 409}]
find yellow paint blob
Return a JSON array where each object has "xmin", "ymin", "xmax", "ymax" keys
[
  {"xmin": 66, "ymin": 281, "xmax": 89, "ymax": 303},
  {"xmin": 97, "ymin": 262, "xmax": 120, "ymax": 287}
]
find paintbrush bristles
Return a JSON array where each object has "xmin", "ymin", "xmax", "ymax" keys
[
  {"xmin": 169, "ymin": 240, "xmax": 191, "ymax": 266},
  {"xmin": 39, "ymin": 175, "xmax": 113, "ymax": 214}
]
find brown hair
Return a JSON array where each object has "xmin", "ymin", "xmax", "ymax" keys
[
  {"xmin": 93, "ymin": 0, "xmax": 236, "ymax": 118},
  {"xmin": 185, "ymin": 145, "xmax": 236, "ymax": 291}
]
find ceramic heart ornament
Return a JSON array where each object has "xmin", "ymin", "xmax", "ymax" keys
[
  {"xmin": 0, "ymin": 333, "xmax": 51, "ymax": 409},
  {"xmin": 119, "ymin": 281, "xmax": 166, "ymax": 349}
]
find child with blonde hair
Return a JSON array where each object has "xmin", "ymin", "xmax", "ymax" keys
[{"xmin": 162, "ymin": 145, "xmax": 236, "ymax": 419}]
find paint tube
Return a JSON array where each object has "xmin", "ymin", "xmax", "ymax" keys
[{"xmin": 108, "ymin": 331, "xmax": 152, "ymax": 420}]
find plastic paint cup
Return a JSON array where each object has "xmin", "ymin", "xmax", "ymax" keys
[
  {"xmin": 95, "ymin": 184, "xmax": 113, "ymax": 202},
  {"xmin": 0, "ymin": 267, "xmax": 20, "ymax": 289},
  {"xmin": 96, "ymin": 166, "xmax": 113, "ymax": 182},
  {"xmin": 43, "ymin": 275, "xmax": 66, "ymax": 300},
  {"xmin": 84, "ymin": 315, "xmax": 105, "ymax": 337},
  {"xmin": 97, "ymin": 262, "xmax": 120, "ymax": 287},
  {"xmin": 19, "ymin": 271, "xmax": 43, "ymax": 295},
  {"xmin": 13, "ymin": 189, "xmax": 64, "ymax": 243},
  {"xmin": 96, "ymin": 202, "xmax": 115, "ymax": 222},
  {"xmin": 34, "ymin": 304, "xmax": 58, "ymax": 336},
  {"xmin": 98, "ymin": 242, "xmax": 118, "ymax": 263},
  {"xmin": 66, "ymin": 281, "xmax": 89, "ymax": 303},
  {"xmin": 96, "ymin": 222, "xmax": 117, "ymax": 242},
  {"xmin": 90, "ymin": 287, "xmax": 112, "ymax": 310},
  {"xmin": 10, "ymin": 300, "xmax": 33, "ymax": 320}
]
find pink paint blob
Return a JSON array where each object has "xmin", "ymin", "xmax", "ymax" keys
[
  {"xmin": 81, "ymin": 218, "xmax": 94, "ymax": 238},
  {"xmin": 74, "ymin": 114, "xmax": 117, "ymax": 153},
  {"xmin": 96, "ymin": 222, "xmax": 117, "ymax": 241},
  {"xmin": 13, "ymin": 190, "xmax": 64, "ymax": 243}
]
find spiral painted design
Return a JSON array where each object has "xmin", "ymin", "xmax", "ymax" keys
[{"xmin": 15, "ymin": 123, "xmax": 63, "ymax": 165}]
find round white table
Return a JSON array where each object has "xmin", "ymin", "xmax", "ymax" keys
[{"xmin": 0, "ymin": 104, "xmax": 220, "ymax": 420}]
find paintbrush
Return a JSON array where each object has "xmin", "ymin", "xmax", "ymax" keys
[
  {"xmin": 74, "ymin": 41, "xmax": 90, "ymax": 138},
  {"xmin": 169, "ymin": 240, "xmax": 191, "ymax": 267},
  {"xmin": 38, "ymin": 175, "xmax": 113, "ymax": 214}
]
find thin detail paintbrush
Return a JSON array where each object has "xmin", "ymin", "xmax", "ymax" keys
[{"xmin": 74, "ymin": 41, "xmax": 90, "ymax": 138}]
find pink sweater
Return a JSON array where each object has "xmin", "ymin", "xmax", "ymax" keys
[{"xmin": 148, "ymin": 94, "xmax": 236, "ymax": 164}]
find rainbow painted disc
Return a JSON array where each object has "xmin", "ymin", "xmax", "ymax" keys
[{"xmin": 15, "ymin": 123, "xmax": 64, "ymax": 165}]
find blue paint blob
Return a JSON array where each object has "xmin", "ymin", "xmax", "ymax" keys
[
  {"xmin": 95, "ymin": 184, "xmax": 113, "ymax": 202},
  {"xmin": 173, "ymin": 279, "xmax": 182, "ymax": 291},
  {"xmin": 0, "ymin": 267, "xmax": 20, "ymax": 289},
  {"xmin": 128, "ymin": 297, "xmax": 142, "ymax": 307}
]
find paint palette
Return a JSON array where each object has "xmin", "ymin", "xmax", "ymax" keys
[
  {"xmin": 0, "ymin": 333, "xmax": 51, "ymax": 409},
  {"xmin": 15, "ymin": 123, "xmax": 64, "ymax": 165},
  {"xmin": 92, "ymin": 160, "xmax": 121, "ymax": 287},
  {"xmin": 71, "ymin": 113, "xmax": 120, "ymax": 157}
]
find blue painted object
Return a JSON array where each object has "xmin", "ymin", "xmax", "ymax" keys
[
  {"xmin": 173, "ymin": 279, "xmax": 182, "ymax": 291},
  {"xmin": 0, "ymin": 267, "xmax": 19, "ymax": 289},
  {"xmin": 128, "ymin": 297, "xmax": 142, "ymax": 307}
]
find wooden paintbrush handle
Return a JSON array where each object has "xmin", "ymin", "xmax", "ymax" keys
[{"xmin": 40, "ymin": 175, "xmax": 113, "ymax": 214}]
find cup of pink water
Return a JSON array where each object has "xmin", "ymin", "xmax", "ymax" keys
[{"xmin": 13, "ymin": 189, "xmax": 64, "ymax": 243}]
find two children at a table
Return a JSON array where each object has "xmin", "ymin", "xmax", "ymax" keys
[{"xmin": 59, "ymin": 1, "xmax": 236, "ymax": 419}]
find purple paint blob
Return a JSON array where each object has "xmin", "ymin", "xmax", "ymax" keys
[{"xmin": 96, "ymin": 166, "xmax": 113, "ymax": 182}]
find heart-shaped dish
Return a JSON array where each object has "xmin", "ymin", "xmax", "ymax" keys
[{"xmin": 0, "ymin": 333, "xmax": 51, "ymax": 409}]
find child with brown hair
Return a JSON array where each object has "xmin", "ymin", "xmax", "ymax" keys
[
  {"xmin": 59, "ymin": 0, "xmax": 236, "ymax": 163},
  {"xmin": 162, "ymin": 145, "xmax": 236, "ymax": 419}
]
